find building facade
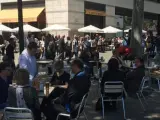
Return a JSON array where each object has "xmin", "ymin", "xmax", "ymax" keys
[{"xmin": 0, "ymin": 0, "xmax": 160, "ymax": 36}]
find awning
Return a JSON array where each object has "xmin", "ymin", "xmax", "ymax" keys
[{"xmin": 0, "ymin": 7, "xmax": 44, "ymax": 23}]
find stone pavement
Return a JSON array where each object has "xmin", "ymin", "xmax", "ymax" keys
[{"xmin": 80, "ymin": 82, "xmax": 160, "ymax": 120}]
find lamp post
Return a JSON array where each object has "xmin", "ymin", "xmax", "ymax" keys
[
  {"xmin": 17, "ymin": 0, "xmax": 24, "ymax": 53},
  {"xmin": 130, "ymin": 0, "xmax": 144, "ymax": 57}
]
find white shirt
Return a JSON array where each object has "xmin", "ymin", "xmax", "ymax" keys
[{"xmin": 19, "ymin": 49, "xmax": 37, "ymax": 85}]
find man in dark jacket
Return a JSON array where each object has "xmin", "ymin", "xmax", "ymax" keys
[
  {"xmin": 41, "ymin": 59, "xmax": 91, "ymax": 120},
  {"xmin": 58, "ymin": 36, "xmax": 65, "ymax": 60},
  {"xmin": 126, "ymin": 57, "xmax": 145, "ymax": 96},
  {"xmin": 0, "ymin": 62, "xmax": 12, "ymax": 109}
]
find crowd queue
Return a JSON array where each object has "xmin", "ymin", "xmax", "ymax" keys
[{"xmin": 0, "ymin": 30, "xmax": 159, "ymax": 120}]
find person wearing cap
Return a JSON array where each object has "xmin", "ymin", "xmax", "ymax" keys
[
  {"xmin": 18, "ymin": 42, "xmax": 38, "ymax": 86},
  {"xmin": 0, "ymin": 62, "xmax": 12, "ymax": 109}
]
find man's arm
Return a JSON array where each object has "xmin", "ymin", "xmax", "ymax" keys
[
  {"xmin": 19, "ymin": 55, "xmax": 28, "ymax": 69},
  {"xmin": 59, "ymin": 82, "xmax": 68, "ymax": 89}
]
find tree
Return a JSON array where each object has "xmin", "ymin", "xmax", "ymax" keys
[{"xmin": 130, "ymin": 0, "xmax": 144, "ymax": 57}]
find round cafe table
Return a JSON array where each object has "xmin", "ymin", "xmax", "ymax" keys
[{"xmin": 36, "ymin": 59, "xmax": 53, "ymax": 64}]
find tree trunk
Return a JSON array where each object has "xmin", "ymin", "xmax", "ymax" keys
[
  {"xmin": 130, "ymin": 0, "xmax": 144, "ymax": 57},
  {"xmin": 17, "ymin": 0, "xmax": 24, "ymax": 53}
]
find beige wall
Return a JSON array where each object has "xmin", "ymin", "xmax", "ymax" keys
[
  {"xmin": 45, "ymin": 0, "xmax": 85, "ymax": 37},
  {"xmin": 45, "ymin": 0, "xmax": 69, "ymax": 36},
  {"xmin": 68, "ymin": 0, "xmax": 84, "ymax": 36},
  {"xmin": 105, "ymin": 5, "xmax": 116, "ymax": 27}
]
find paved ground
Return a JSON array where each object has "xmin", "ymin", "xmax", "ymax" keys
[{"xmin": 83, "ymin": 81, "xmax": 160, "ymax": 120}]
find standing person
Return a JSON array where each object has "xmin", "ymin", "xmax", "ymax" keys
[
  {"xmin": 58, "ymin": 36, "xmax": 65, "ymax": 60},
  {"xmin": 0, "ymin": 62, "xmax": 12, "ymax": 109},
  {"xmin": 0, "ymin": 35, "xmax": 5, "ymax": 55},
  {"xmin": 65, "ymin": 36, "xmax": 72, "ymax": 62},
  {"xmin": 83, "ymin": 35, "xmax": 91, "ymax": 52},
  {"xmin": 56, "ymin": 35, "xmax": 61, "ymax": 56},
  {"xmin": 18, "ymin": 42, "xmax": 38, "ymax": 86},
  {"xmin": 47, "ymin": 36, "xmax": 56, "ymax": 60},
  {"xmin": 6, "ymin": 38, "xmax": 15, "ymax": 63},
  {"xmin": 72, "ymin": 35, "xmax": 79, "ymax": 58}
]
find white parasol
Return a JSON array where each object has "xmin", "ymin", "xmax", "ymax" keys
[
  {"xmin": 0, "ymin": 24, "xmax": 13, "ymax": 32},
  {"xmin": 78, "ymin": 25, "xmax": 103, "ymax": 33},
  {"xmin": 102, "ymin": 26, "xmax": 122, "ymax": 33},
  {"xmin": 42, "ymin": 24, "xmax": 70, "ymax": 31},
  {"xmin": 12, "ymin": 24, "xmax": 41, "ymax": 32}
]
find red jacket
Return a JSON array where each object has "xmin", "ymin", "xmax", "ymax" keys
[{"xmin": 118, "ymin": 46, "xmax": 132, "ymax": 55}]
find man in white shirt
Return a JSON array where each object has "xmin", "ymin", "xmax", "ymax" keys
[{"xmin": 18, "ymin": 42, "xmax": 38, "ymax": 86}]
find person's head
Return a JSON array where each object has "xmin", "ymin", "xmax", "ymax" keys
[
  {"xmin": 112, "ymin": 49, "xmax": 119, "ymax": 57},
  {"xmin": 85, "ymin": 35, "xmax": 89, "ymax": 40},
  {"xmin": 108, "ymin": 58, "xmax": 119, "ymax": 71},
  {"xmin": 74, "ymin": 34, "xmax": 78, "ymax": 40},
  {"xmin": 71, "ymin": 59, "xmax": 84, "ymax": 74},
  {"xmin": 67, "ymin": 36, "xmax": 70, "ymax": 40},
  {"xmin": 9, "ymin": 38, "xmax": 14, "ymax": 44},
  {"xmin": 0, "ymin": 62, "xmax": 12, "ymax": 77},
  {"xmin": 14, "ymin": 69, "xmax": 29, "ymax": 86},
  {"xmin": 135, "ymin": 57, "xmax": 144, "ymax": 68},
  {"xmin": 54, "ymin": 60, "xmax": 64, "ymax": 73},
  {"xmin": 57, "ymin": 35, "xmax": 60, "ymax": 39},
  {"xmin": 27, "ymin": 42, "xmax": 38, "ymax": 56},
  {"xmin": 31, "ymin": 34, "xmax": 35, "ymax": 38}
]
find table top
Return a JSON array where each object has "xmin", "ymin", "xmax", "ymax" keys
[{"xmin": 37, "ymin": 60, "xmax": 53, "ymax": 64}]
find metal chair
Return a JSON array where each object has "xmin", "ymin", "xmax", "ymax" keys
[
  {"xmin": 3, "ymin": 107, "xmax": 34, "ymax": 120},
  {"xmin": 56, "ymin": 93, "xmax": 88, "ymax": 120},
  {"xmin": 136, "ymin": 76, "xmax": 150, "ymax": 111},
  {"xmin": 101, "ymin": 81, "xmax": 126, "ymax": 120}
]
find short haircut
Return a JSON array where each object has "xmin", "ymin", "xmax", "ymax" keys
[
  {"xmin": 27, "ymin": 42, "xmax": 37, "ymax": 50},
  {"xmin": 0, "ymin": 62, "xmax": 10, "ymax": 73},
  {"xmin": 14, "ymin": 69, "xmax": 29, "ymax": 85},
  {"xmin": 135, "ymin": 57, "xmax": 144, "ymax": 64},
  {"xmin": 72, "ymin": 59, "xmax": 84, "ymax": 70},
  {"xmin": 54, "ymin": 60, "xmax": 64, "ymax": 70},
  {"xmin": 108, "ymin": 58, "xmax": 119, "ymax": 70}
]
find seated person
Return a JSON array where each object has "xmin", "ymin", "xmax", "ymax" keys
[
  {"xmin": 0, "ymin": 62, "xmax": 12, "ymax": 109},
  {"xmin": 46, "ymin": 60, "xmax": 70, "ymax": 101},
  {"xmin": 50, "ymin": 60, "xmax": 70, "ymax": 86},
  {"xmin": 8, "ymin": 69, "xmax": 41, "ymax": 120},
  {"xmin": 2, "ymin": 55, "xmax": 15, "ymax": 81},
  {"xmin": 126, "ymin": 57, "xmax": 145, "ymax": 96},
  {"xmin": 100, "ymin": 58, "xmax": 125, "ymax": 109},
  {"xmin": 41, "ymin": 59, "xmax": 91, "ymax": 120}
]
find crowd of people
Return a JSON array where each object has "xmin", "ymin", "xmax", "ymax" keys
[{"xmin": 0, "ymin": 30, "xmax": 160, "ymax": 120}]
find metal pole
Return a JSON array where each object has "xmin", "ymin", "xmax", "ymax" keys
[
  {"xmin": 122, "ymin": 16, "xmax": 125, "ymax": 38},
  {"xmin": 17, "ymin": 0, "xmax": 24, "ymax": 53}
]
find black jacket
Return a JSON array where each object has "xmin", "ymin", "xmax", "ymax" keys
[
  {"xmin": 101, "ymin": 69, "xmax": 125, "ymax": 94},
  {"xmin": 126, "ymin": 65, "xmax": 145, "ymax": 94},
  {"xmin": 56, "ymin": 71, "xmax": 91, "ymax": 117}
]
